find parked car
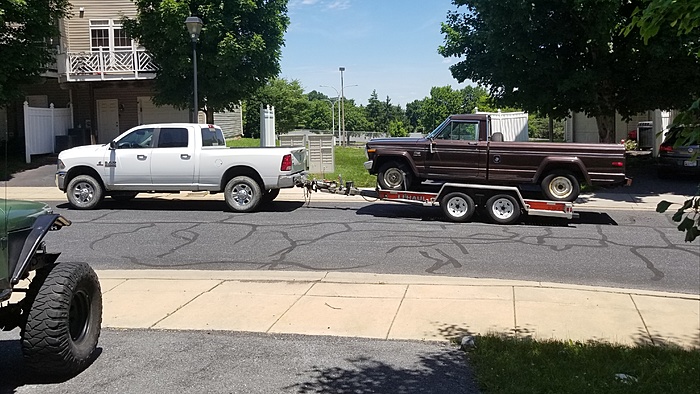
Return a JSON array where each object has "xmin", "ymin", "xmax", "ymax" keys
[{"xmin": 657, "ymin": 126, "xmax": 700, "ymax": 177}]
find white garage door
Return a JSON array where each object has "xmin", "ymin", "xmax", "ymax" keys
[{"xmin": 137, "ymin": 96, "xmax": 189, "ymax": 125}]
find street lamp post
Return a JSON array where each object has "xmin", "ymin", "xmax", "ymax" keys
[
  {"xmin": 185, "ymin": 16, "xmax": 203, "ymax": 123},
  {"xmin": 339, "ymin": 67, "xmax": 345, "ymax": 145},
  {"xmin": 323, "ymin": 98, "xmax": 337, "ymax": 134},
  {"xmin": 320, "ymin": 85, "xmax": 341, "ymax": 140}
]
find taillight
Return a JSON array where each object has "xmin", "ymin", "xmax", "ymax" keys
[
  {"xmin": 281, "ymin": 154, "xmax": 293, "ymax": 171},
  {"xmin": 612, "ymin": 161, "xmax": 624, "ymax": 167},
  {"xmin": 659, "ymin": 144, "xmax": 673, "ymax": 152}
]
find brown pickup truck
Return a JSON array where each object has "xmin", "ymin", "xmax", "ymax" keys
[{"xmin": 363, "ymin": 114, "xmax": 627, "ymax": 202}]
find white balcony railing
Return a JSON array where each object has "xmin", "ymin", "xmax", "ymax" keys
[{"xmin": 58, "ymin": 47, "xmax": 157, "ymax": 82}]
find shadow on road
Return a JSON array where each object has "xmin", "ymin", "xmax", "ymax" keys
[{"xmin": 56, "ymin": 199, "xmax": 307, "ymax": 213}]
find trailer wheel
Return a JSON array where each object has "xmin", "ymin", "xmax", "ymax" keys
[
  {"xmin": 485, "ymin": 194, "xmax": 521, "ymax": 225},
  {"xmin": 224, "ymin": 176, "xmax": 262, "ymax": 213},
  {"xmin": 441, "ymin": 192, "xmax": 475, "ymax": 222},
  {"xmin": 377, "ymin": 161, "xmax": 413, "ymax": 190},
  {"xmin": 66, "ymin": 175, "xmax": 104, "ymax": 210},
  {"xmin": 21, "ymin": 262, "xmax": 102, "ymax": 378},
  {"xmin": 541, "ymin": 171, "xmax": 580, "ymax": 202}
]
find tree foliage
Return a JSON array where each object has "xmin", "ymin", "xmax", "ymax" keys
[
  {"xmin": 123, "ymin": 0, "xmax": 289, "ymax": 122},
  {"xmin": 439, "ymin": 0, "xmax": 700, "ymax": 143},
  {"xmin": 0, "ymin": 0, "xmax": 71, "ymax": 105},
  {"xmin": 242, "ymin": 78, "xmax": 307, "ymax": 137}
]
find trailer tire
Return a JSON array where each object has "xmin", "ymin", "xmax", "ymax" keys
[
  {"xmin": 378, "ymin": 161, "xmax": 413, "ymax": 190},
  {"xmin": 541, "ymin": 171, "xmax": 580, "ymax": 202},
  {"xmin": 224, "ymin": 176, "xmax": 262, "ymax": 213},
  {"xmin": 441, "ymin": 192, "xmax": 476, "ymax": 222},
  {"xmin": 66, "ymin": 175, "xmax": 104, "ymax": 210},
  {"xmin": 485, "ymin": 194, "xmax": 521, "ymax": 225}
]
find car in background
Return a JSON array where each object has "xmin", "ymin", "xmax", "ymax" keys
[{"xmin": 657, "ymin": 126, "xmax": 700, "ymax": 177}]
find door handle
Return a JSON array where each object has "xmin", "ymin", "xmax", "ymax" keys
[
  {"xmin": 181, "ymin": 154, "xmax": 191, "ymax": 160},
  {"xmin": 467, "ymin": 142, "xmax": 478, "ymax": 146},
  {"xmin": 137, "ymin": 155, "xmax": 147, "ymax": 160}
]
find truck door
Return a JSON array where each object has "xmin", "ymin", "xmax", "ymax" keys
[
  {"xmin": 149, "ymin": 126, "xmax": 196, "ymax": 189},
  {"xmin": 424, "ymin": 120, "xmax": 482, "ymax": 181},
  {"xmin": 104, "ymin": 127, "xmax": 155, "ymax": 188}
]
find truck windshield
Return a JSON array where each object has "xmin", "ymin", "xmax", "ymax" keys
[{"xmin": 427, "ymin": 118, "xmax": 451, "ymax": 139}]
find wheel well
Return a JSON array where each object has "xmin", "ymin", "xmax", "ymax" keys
[
  {"xmin": 220, "ymin": 166, "xmax": 264, "ymax": 190},
  {"xmin": 538, "ymin": 164, "xmax": 584, "ymax": 183},
  {"xmin": 375, "ymin": 156, "xmax": 414, "ymax": 175},
  {"xmin": 65, "ymin": 166, "xmax": 105, "ymax": 190}
]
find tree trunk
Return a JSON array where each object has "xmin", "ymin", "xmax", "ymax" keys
[
  {"xmin": 204, "ymin": 108, "xmax": 214, "ymax": 124},
  {"xmin": 595, "ymin": 114, "xmax": 616, "ymax": 143}
]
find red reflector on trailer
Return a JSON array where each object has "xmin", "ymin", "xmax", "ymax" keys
[{"xmin": 281, "ymin": 154, "xmax": 293, "ymax": 171}]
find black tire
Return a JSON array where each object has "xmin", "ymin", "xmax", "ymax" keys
[
  {"xmin": 224, "ymin": 175, "xmax": 262, "ymax": 213},
  {"xmin": 110, "ymin": 192, "xmax": 139, "ymax": 202},
  {"xmin": 540, "ymin": 171, "xmax": 580, "ymax": 202},
  {"xmin": 66, "ymin": 175, "xmax": 104, "ymax": 210},
  {"xmin": 485, "ymin": 194, "xmax": 521, "ymax": 225},
  {"xmin": 261, "ymin": 188, "xmax": 280, "ymax": 204},
  {"xmin": 377, "ymin": 161, "xmax": 413, "ymax": 190},
  {"xmin": 21, "ymin": 262, "xmax": 102, "ymax": 378},
  {"xmin": 441, "ymin": 192, "xmax": 476, "ymax": 222}
]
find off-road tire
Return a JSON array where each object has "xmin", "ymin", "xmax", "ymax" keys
[
  {"xmin": 261, "ymin": 188, "xmax": 281, "ymax": 204},
  {"xmin": 540, "ymin": 171, "xmax": 580, "ymax": 202},
  {"xmin": 66, "ymin": 175, "xmax": 104, "ymax": 210},
  {"xmin": 21, "ymin": 262, "xmax": 102, "ymax": 378},
  {"xmin": 485, "ymin": 194, "xmax": 521, "ymax": 225},
  {"xmin": 224, "ymin": 176, "xmax": 262, "ymax": 213},
  {"xmin": 377, "ymin": 161, "xmax": 413, "ymax": 190},
  {"xmin": 441, "ymin": 192, "xmax": 476, "ymax": 222}
]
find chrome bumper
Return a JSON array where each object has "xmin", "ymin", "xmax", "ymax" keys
[
  {"xmin": 278, "ymin": 171, "xmax": 307, "ymax": 188},
  {"xmin": 363, "ymin": 160, "xmax": 373, "ymax": 171}
]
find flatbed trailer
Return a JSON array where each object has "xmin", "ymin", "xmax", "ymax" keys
[{"xmin": 303, "ymin": 180, "xmax": 577, "ymax": 225}]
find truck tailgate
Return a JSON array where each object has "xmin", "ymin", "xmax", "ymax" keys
[{"xmin": 291, "ymin": 147, "xmax": 307, "ymax": 172}]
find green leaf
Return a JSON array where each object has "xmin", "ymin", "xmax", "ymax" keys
[{"xmin": 656, "ymin": 200, "xmax": 673, "ymax": 213}]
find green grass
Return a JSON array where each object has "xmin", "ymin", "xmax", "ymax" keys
[
  {"xmin": 228, "ymin": 138, "xmax": 377, "ymax": 187},
  {"xmin": 466, "ymin": 335, "xmax": 700, "ymax": 394}
]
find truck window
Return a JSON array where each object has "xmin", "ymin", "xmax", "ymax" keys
[
  {"xmin": 435, "ymin": 121, "xmax": 478, "ymax": 141},
  {"xmin": 116, "ymin": 128, "xmax": 154, "ymax": 149},
  {"xmin": 157, "ymin": 127, "xmax": 189, "ymax": 148},
  {"xmin": 201, "ymin": 126, "xmax": 225, "ymax": 147}
]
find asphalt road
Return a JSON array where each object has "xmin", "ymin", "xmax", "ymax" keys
[
  {"xmin": 0, "ymin": 328, "xmax": 475, "ymax": 394},
  {"xmin": 32, "ymin": 198, "xmax": 699, "ymax": 295}
]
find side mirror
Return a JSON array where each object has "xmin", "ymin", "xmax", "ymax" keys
[{"xmin": 109, "ymin": 141, "xmax": 117, "ymax": 150}]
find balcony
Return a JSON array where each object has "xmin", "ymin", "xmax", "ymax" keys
[{"xmin": 57, "ymin": 48, "xmax": 157, "ymax": 83}]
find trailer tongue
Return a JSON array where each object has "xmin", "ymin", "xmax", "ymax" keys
[{"xmin": 299, "ymin": 179, "xmax": 576, "ymax": 225}]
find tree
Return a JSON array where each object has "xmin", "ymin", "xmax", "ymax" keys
[
  {"xmin": 439, "ymin": 0, "xmax": 700, "ymax": 143},
  {"xmin": 242, "ymin": 78, "xmax": 308, "ymax": 137},
  {"xmin": 123, "ymin": 0, "xmax": 289, "ymax": 122},
  {"xmin": 0, "ymin": 0, "xmax": 71, "ymax": 105}
]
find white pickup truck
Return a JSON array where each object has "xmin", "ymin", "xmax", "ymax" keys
[{"xmin": 56, "ymin": 123, "xmax": 307, "ymax": 212}]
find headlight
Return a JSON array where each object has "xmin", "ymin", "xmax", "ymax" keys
[{"xmin": 57, "ymin": 159, "xmax": 65, "ymax": 170}]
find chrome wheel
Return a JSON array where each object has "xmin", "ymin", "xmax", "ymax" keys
[
  {"xmin": 382, "ymin": 167, "xmax": 405, "ymax": 189},
  {"xmin": 72, "ymin": 181, "xmax": 95, "ymax": 204},
  {"xmin": 547, "ymin": 175, "xmax": 574, "ymax": 200},
  {"xmin": 231, "ymin": 183, "xmax": 254, "ymax": 208}
]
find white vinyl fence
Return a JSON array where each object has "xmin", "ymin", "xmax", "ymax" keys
[
  {"xmin": 23, "ymin": 101, "xmax": 73, "ymax": 163},
  {"xmin": 476, "ymin": 110, "xmax": 529, "ymax": 141}
]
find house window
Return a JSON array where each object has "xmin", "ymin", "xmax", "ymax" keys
[{"xmin": 90, "ymin": 20, "xmax": 131, "ymax": 52}]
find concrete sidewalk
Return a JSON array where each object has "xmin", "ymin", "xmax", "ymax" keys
[
  {"xmin": 89, "ymin": 270, "xmax": 697, "ymax": 348},
  {"xmin": 0, "ymin": 185, "xmax": 693, "ymax": 209},
  {"xmin": 2, "ymin": 186, "xmax": 699, "ymax": 349}
]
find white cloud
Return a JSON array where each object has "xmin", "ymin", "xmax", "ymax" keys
[{"xmin": 289, "ymin": 0, "xmax": 351, "ymax": 10}]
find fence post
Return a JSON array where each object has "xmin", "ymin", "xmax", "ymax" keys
[
  {"xmin": 24, "ymin": 101, "xmax": 31, "ymax": 163},
  {"xmin": 50, "ymin": 103, "xmax": 56, "ymax": 154}
]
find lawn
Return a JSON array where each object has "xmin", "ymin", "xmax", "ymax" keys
[{"xmin": 466, "ymin": 335, "xmax": 700, "ymax": 394}]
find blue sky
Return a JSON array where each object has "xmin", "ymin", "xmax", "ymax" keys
[{"xmin": 279, "ymin": 0, "xmax": 466, "ymax": 107}]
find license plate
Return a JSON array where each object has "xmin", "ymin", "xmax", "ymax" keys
[{"xmin": 683, "ymin": 160, "xmax": 697, "ymax": 167}]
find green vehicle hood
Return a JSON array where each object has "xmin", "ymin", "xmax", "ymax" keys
[{"xmin": 0, "ymin": 199, "xmax": 53, "ymax": 234}]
